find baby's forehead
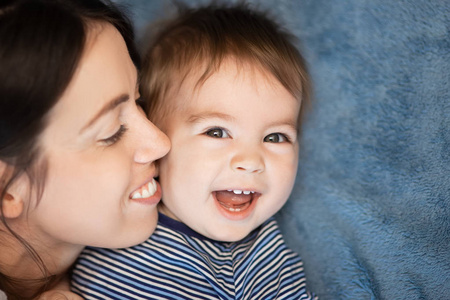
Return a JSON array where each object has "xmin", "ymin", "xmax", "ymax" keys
[
  {"xmin": 156, "ymin": 57, "xmax": 302, "ymax": 130},
  {"xmin": 178, "ymin": 58, "xmax": 297, "ymax": 97},
  {"xmin": 165, "ymin": 60, "xmax": 299, "ymax": 113}
]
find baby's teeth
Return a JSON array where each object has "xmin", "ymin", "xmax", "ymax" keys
[
  {"xmin": 228, "ymin": 207, "xmax": 242, "ymax": 212},
  {"xmin": 225, "ymin": 189, "xmax": 255, "ymax": 195}
]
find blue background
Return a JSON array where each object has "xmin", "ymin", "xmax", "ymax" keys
[{"xmin": 114, "ymin": 1, "xmax": 450, "ymax": 299}]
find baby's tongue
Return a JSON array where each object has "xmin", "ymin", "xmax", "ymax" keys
[{"xmin": 215, "ymin": 191, "xmax": 252, "ymax": 206}]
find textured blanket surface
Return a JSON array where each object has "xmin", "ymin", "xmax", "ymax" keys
[{"xmin": 115, "ymin": 1, "xmax": 450, "ymax": 299}]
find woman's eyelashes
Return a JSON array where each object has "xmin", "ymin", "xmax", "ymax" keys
[
  {"xmin": 135, "ymin": 97, "xmax": 146, "ymax": 110},
  {"xmin": 100, "ymin": 124, "xmax": 128, "ymax": 146},
  {"xmin": 97, "ymin": 97, "xmax": 142, "ymax": 147}
]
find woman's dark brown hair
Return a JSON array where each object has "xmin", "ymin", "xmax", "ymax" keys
[{"xmin": 0, "ymin": 0, "xmax": 139, "ymax": 298}]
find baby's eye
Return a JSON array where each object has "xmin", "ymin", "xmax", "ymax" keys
[
  {"xmin": 264, "ymin": 133, "xmax": 289, "ymax": 143},
  {"xmin": 205, "ymin": 127, "xmax": 230, "ymax": 138}
]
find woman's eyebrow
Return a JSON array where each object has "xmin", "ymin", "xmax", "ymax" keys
[{"xmin": 80, "ymin": 94, "xmax": 129, "ymax": 134}]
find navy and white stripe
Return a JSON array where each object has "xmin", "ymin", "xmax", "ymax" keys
[{"xmin": 72, "ymin": 213, "xmax": 317, "ymax": 299}]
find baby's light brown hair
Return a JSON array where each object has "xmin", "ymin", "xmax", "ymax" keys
[{"xmin": 141, "ymin": 2, "xmax": 311, "ymax": 132}]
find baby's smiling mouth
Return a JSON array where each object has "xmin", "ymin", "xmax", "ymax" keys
[{"xmin": 214, "ymin": 190, "xmax": 260, "ymax": 212}]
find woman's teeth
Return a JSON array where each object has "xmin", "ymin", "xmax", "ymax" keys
[{"xmin": 131, "ymin": 179, "xmax": 157, "ymax": 199}]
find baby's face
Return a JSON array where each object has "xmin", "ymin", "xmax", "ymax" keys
[{"xmin": 157, "ymin": 60, "xmax": 300, "ymax": 241}]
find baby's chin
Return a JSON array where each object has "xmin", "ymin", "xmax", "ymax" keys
[{"xmin": 200, "ymin": 224, "xmax": 258, "ymax": 242}]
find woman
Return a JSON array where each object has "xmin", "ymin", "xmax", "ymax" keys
[{"xmin": 0, "ymin": 0, "xmax": 170, "ymax": 298}]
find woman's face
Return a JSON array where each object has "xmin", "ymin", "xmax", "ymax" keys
[{"xmin": 27, "ymin": 23, "xmax": 170, "ymax": 248}]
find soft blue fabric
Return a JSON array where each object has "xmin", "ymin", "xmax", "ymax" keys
[{"xmin": 114, "ymin": 1, "xmax": 450, "ymax": 299}]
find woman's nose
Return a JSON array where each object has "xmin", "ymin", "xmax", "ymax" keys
[{"xmin": 133, "ymin": 117, "xmax": 171, "ymax": 164}]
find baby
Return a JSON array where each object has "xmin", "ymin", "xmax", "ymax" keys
[{"xmin": 72, "ymin": 3, "xmax": 316, "ymax": 299}]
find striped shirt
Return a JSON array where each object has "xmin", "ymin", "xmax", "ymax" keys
[{"xmin": 71, "ymin": 213, "xmax": 317, "ymax": 300}]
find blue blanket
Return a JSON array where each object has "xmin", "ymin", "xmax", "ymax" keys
[{"xmin": 117, "ymin": 1, "xmax": 450, "ymax": 299}]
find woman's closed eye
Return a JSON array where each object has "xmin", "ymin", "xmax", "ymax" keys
[
  {"xmin": 100, "ymin": 124, "xmax": 128, "ymax": 146},
  {"xmin": 205, "ymin": 127, "xmax": 230, "ymax": 138},
  {"xmin": 264, "ymin": 132, "xmax": 290, "ymax": 143}
]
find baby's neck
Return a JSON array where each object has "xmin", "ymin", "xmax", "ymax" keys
[{"xmin": 157, "ymin": 201, "xmax": 181, "ymax": 221}]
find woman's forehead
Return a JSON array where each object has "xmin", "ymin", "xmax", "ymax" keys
[{"xmin": 40, "ymin": 23, "xmax": 137, "ymax": 148}]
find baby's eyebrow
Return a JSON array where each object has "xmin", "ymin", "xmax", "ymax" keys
[
  {"xmin": 187, "ymin": 112, "xmax": 235, "ymax": 123},
  {"xmin": 270, "ymin": 120, "xmax": 298, "ymax": 131}
]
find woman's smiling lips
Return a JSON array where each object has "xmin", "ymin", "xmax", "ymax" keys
[{"xmin": 129, "ymin": 178, "xmax": 161, "ymax": 205}]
